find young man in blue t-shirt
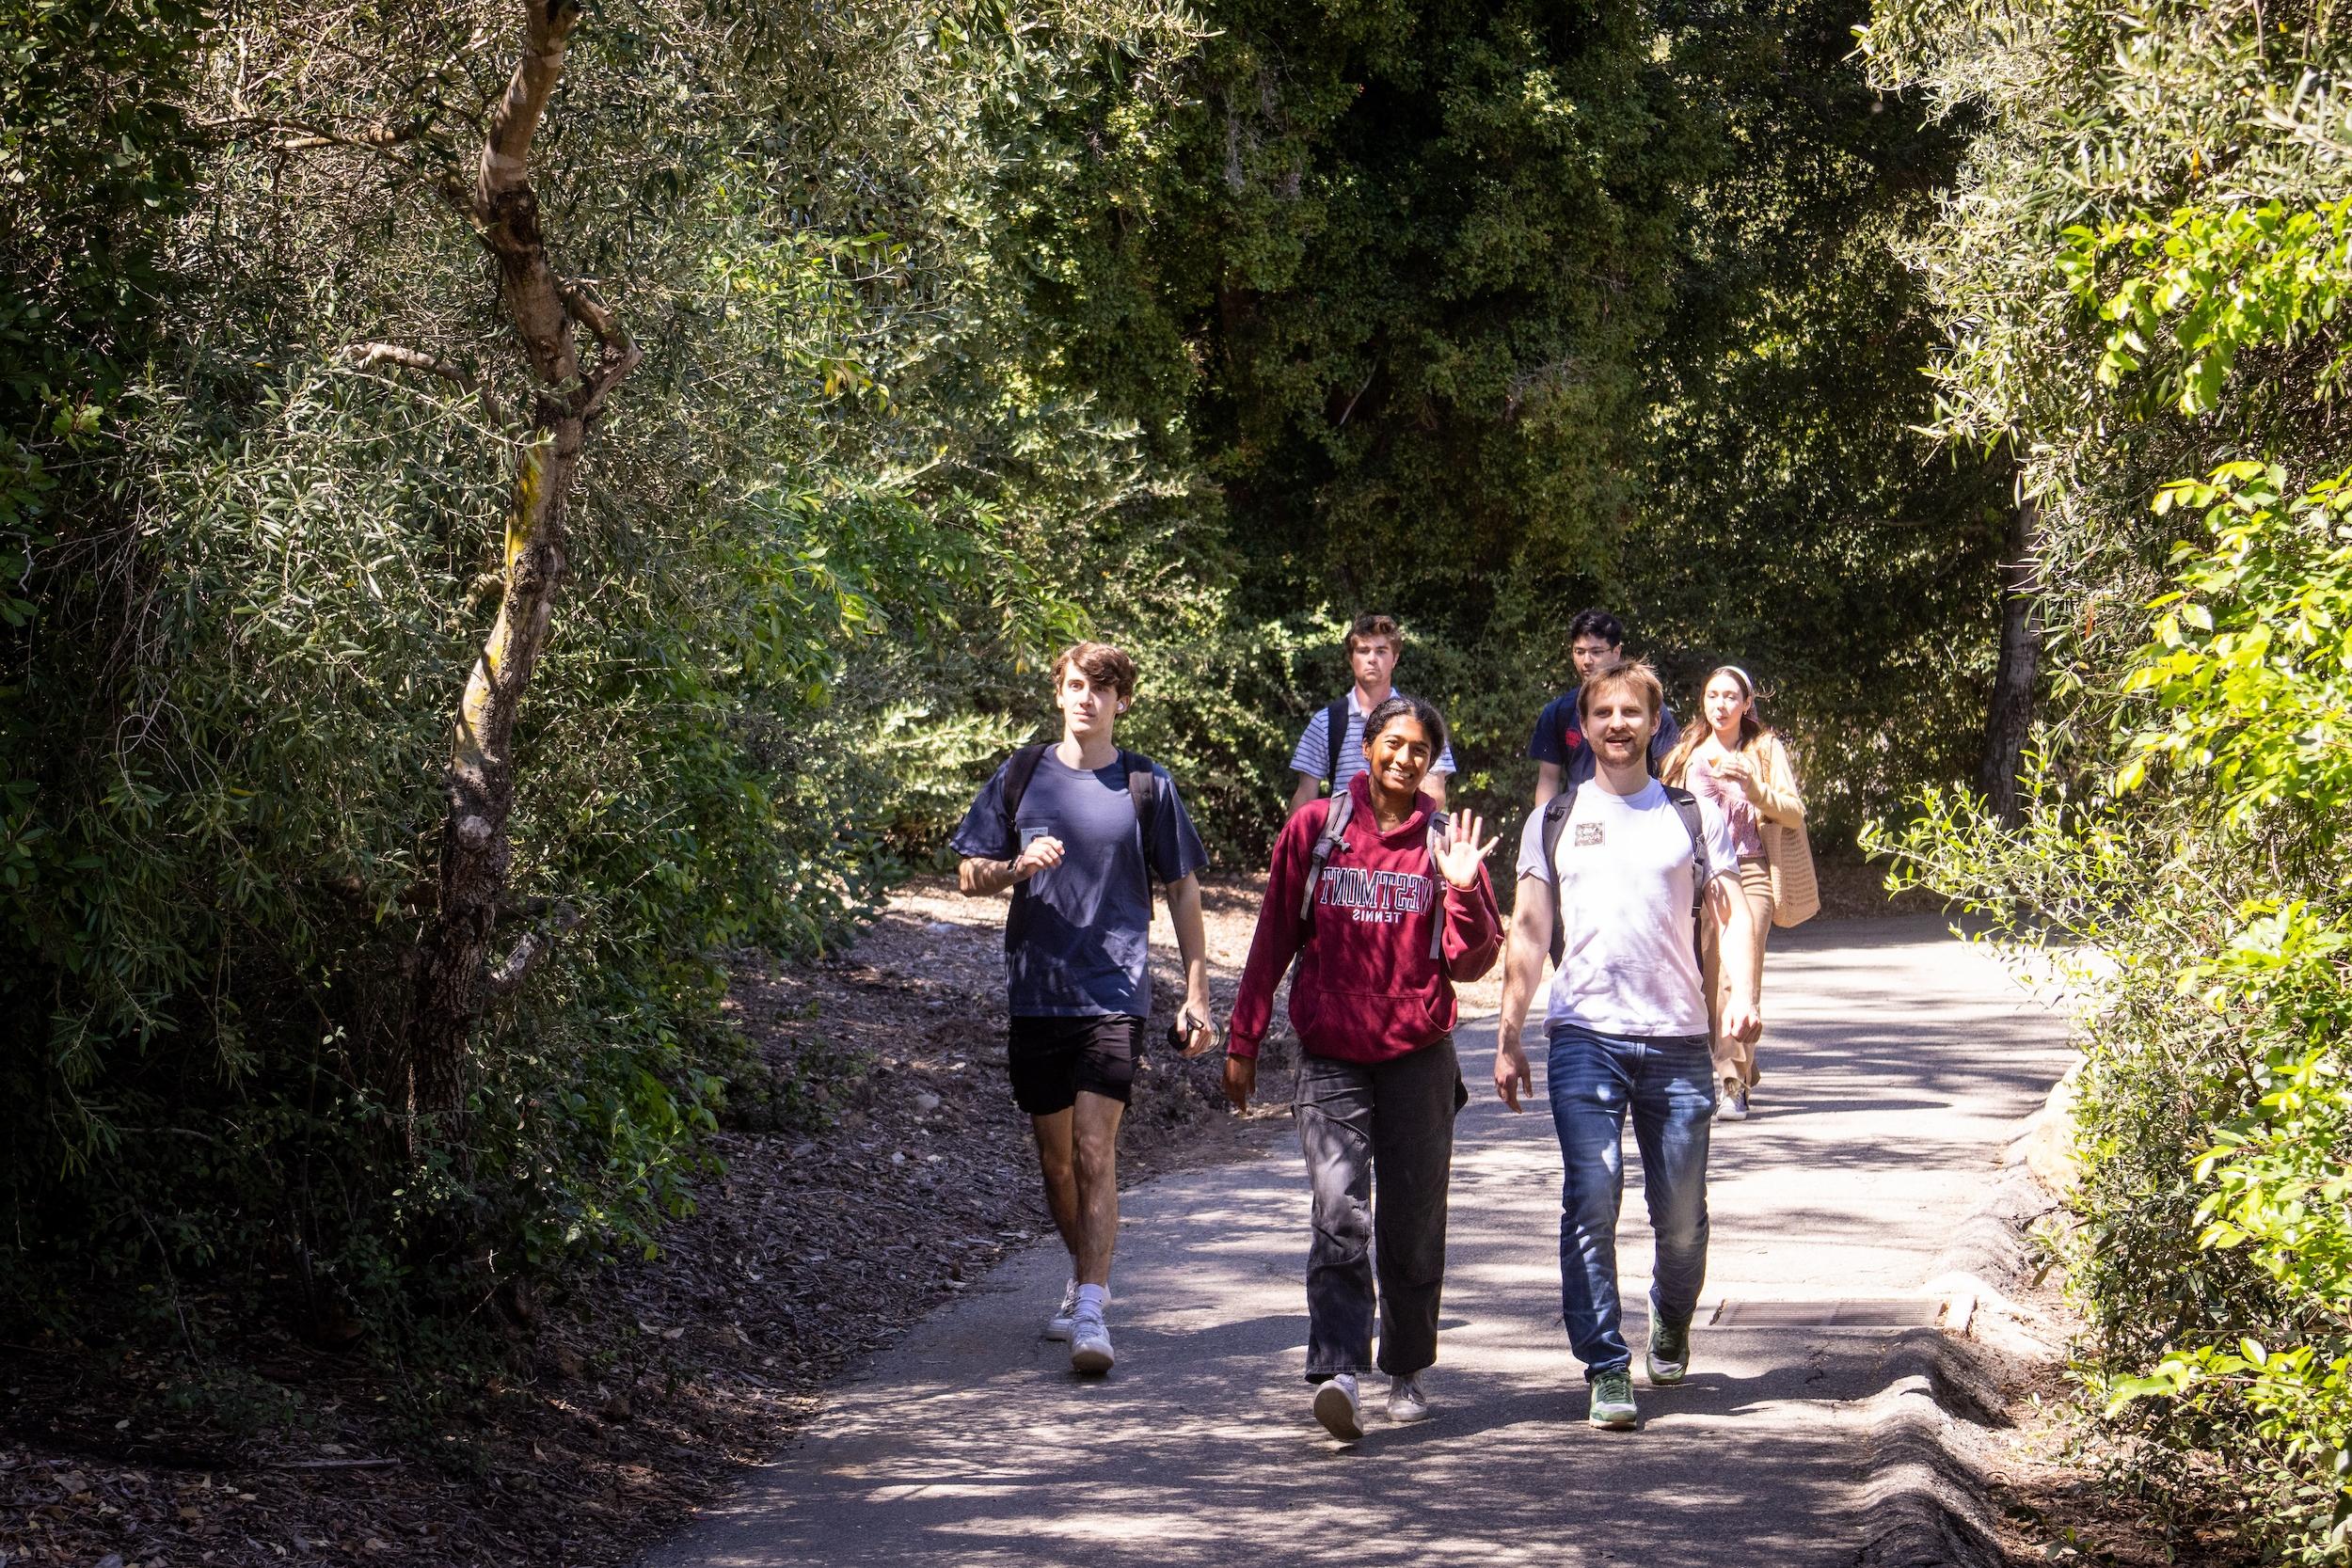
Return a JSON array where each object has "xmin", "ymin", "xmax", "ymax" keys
[
  {"xmin": 1288, "ymin": 613, "xmax": 1454, "ymax": 814},
  {"xmin": 1526, "ymin": 608, "xmax": 1681, "ymax": 805},
  {"xmin": 951, "ymin": 641, "xmax": 1214, "ymax": 1375}
]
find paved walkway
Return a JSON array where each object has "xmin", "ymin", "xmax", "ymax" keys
[{"xmin": 644, "ymin": 916, "xmax": 2072, "ymax": 1568}]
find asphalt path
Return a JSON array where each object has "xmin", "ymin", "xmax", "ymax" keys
[{"xmin": 643, "ymin": 914, "xmax": 2072, "ymax": 1568}]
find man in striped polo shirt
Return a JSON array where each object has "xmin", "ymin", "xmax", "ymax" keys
[{"xmin": 1287, "ymin": 613, "xmax": 1455, "ymax": 814}]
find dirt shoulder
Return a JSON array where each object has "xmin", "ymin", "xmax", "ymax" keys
[{"xmin": 0, "ymin": 874, "xmax": 1285, "ymax": 1568}]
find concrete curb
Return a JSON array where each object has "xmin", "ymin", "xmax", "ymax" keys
[{"xmin": 1853, "ymin": 1082, "xmax": 2077, "ymax": 1568}]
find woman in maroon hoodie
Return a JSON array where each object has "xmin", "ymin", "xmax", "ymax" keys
[{"xmin": 1223, "ymin": 694, "xmax": 1502, "ymax": 1441}]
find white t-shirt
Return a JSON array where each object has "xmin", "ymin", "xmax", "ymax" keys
[
  {"xmin": 1514, "ymin": 779, "xmax": 1741, "ymax": 1037},
  {"xmin": 1290, "ymin": 688, "xmax": 1458, "ymax": 795}
]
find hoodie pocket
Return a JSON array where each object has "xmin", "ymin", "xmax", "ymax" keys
[{"xmin": 1286, "ymin": 977, "xmax": 1325, "ymax": 1042}]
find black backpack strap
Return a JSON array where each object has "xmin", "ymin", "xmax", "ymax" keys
[
  {"xmin": 997, "ymin": 743, "xmax": 1053, "ymax": 901},
  {"xmin": 1119, "ymin": 748, "xmax": 1159, "ymax": 889},
  {"xmin": 1000, "ymin": 743, "xmax": 1051, "ymax": 840},
  {"xmin": 1298, "ymin": 787, "xmax": 1353, "ymax": 926},
  {"xmin": 1539, "ymin": 784, "xmax": 1577, "ymax": 965},
  {"xmin": 1423, "ymin": 809, "xmax": 1450, "ymax": 962},
  {"xmin": 1323, "ymin": 698, "xmax": 1349, "ymax": 789},
  {"xmin": 1661, "ymin": 784, "xmax": 1709, "ymax": 956}
]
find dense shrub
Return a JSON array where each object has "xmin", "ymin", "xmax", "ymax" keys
[{"xmin": 1867, "ymin": 0, "xmax": 2352, "ymax": 1552}]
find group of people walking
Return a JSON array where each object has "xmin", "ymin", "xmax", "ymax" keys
[{"xmin": 947, "ymin": 610, "xmax": 1816, "ymax": 1432}]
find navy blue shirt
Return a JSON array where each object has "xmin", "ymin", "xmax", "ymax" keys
[
  {"xmin": 1526, "ymin": 688, "xmax": 1682, "ymax": 787},
  {"xmin": 950, "ymin": 749, "xmax": 1209, "ymax": 1018}
]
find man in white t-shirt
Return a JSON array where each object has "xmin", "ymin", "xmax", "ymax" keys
[
  {"xmin": 1287, "ymin": 613, "xmax": 1455, "ymax": 813},
  {"xmin": 1492, "ymin": 659, "xmax": 1761, "ymax": 1431}
]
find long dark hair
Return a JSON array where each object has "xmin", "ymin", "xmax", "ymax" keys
[{"xmin": 1361, "ymin": 693, "xmax": 1449, "ymax": 768}]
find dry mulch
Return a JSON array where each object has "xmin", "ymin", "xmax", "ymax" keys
[
  {"xmin": 0, "ymin": 875, "xmax": 1286, "ymax": 1568},
  {"xmin": 4, "ymin": 852, "xmax": 1924, "ymax": 1568}
]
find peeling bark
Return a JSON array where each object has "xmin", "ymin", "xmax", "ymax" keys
[{"xmin": 405, "ymin": 0, "xmax": 639, "ymax": 1136}]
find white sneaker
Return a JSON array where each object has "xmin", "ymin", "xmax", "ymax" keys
[
  {"xmin": 1716, "ymin": 1080, "xmax": 1750, "ymax": 1121},
  {"xmin": 1388, "ymin": 1374, "xmax": 1431, "ymax": 1423},
  {"xmin": 1312, "ymin": 1373, "xmax": 1363, "ymax": 1440},
  {"xmin": 1069, "ymin": 1312, "xmax": 1114, "ymax": 1375},
  {"xmin": 1041, "ymin": 1279, "xmax": 1079, "ymax": 1341}
]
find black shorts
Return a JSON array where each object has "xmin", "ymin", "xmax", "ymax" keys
[{"xmin": 1006, "ymin": 1014, "xmax": 1143, "ymax": 1116}]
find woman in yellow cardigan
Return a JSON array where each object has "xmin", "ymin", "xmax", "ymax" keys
[{"xmin": 1661, "ymin": 667, "xmax": 1807, "ymax": 1120}]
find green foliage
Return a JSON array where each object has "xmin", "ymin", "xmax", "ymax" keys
[
  {"xmin": 2064, "ymin": 200, "xmax": 2352, "ymax": 419},
  {"xmin": 2119, "ymin": 463, "xmax": 2352, "ymax": 831},
  {"xmin": 1867, "ymin": 0, "xmax": 2352, "ymax": 1552},
  {"xmin": 0, "ymin": 0, "xmax": 1205, "ymax": 1342}
]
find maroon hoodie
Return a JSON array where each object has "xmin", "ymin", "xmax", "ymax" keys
[{"xmin": 1228, "ymin": 773, "xmax": 1502, "ymax": 1063}]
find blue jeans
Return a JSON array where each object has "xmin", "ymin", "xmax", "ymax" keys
[{"xmin": 1546, "ymin": 1022, "xmax": 1715, "ymax": 1376}]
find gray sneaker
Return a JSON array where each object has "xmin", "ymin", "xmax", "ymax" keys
[
  {"xmin": 1587, "ymin": 1369, "xmax": 1638, "ymax": 1429},
  {"xmin": 1312, "ymin": 1373, "xmax": 1364, "ymax": 1440},
  {"xmin": 1069, "ymin": 1311, "xmax": 1113, "ymax": 1375},
  {"xmin": 1717, "ymin": 1080, "xmax": 1750, "ymax": 1121},
  {"xmin": 1645, "ymin": 1315, "xmax": 1691, "ymax": 1386},
  {"xmin": 1041, "ymin": 1278, "xmax": 1079, "ymax": 1341},
  {"xmin": 1387, "ymin": 1373, "xmax": 1431, "ymax": 1424}
]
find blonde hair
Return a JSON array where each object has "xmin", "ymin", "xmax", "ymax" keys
[{"xmin": 1577, "ymin": 658, "xmax": 1666, "ymax": 726}]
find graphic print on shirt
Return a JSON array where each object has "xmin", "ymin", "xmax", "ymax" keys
[
  {"xmin": 1574, "ymin": 822, "xmax": 1604, "ymax": 847},
  {"xmin": 1315, "ymin": 863, "xmax": 1437, "ymax": 926}
]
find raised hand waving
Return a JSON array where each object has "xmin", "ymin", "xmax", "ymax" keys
[{"xmin": 1433, "ymin": 810, "xmax": 1501, "ymax": 890}]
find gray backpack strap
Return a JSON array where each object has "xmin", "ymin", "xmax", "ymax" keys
[
  {"xmin": 1424, "ymin": 809, "xmax": 1450, "ymax": 962},
  {"xmin": 1299, "ymin": 787, "xmax": 1354, "ymax": 926},
  {"xmin": 1539, "ymin": 784, "xmax": 1578, "ymax": 965},
  {"xmin": 1323, "ymin": 698, "xmax": 1350, "ymax": 789}
]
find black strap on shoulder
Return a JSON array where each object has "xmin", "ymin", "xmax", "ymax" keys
[
  {"xmin": 1322, "ymin": 698, "xmax": 1349, "ymax": 789},
  {"xmin": 997, "ymin": 743, "xmax": 1052, "ymax": 901},
  {"xmin": 1120, "ymin": 748, "xmax": 1159, "ymax": 888},
  {"xmin": 1001, "ymin": 742, "xmax": 1051, "ymax": 834},
  {"xmin": 1539, "ymin": 784, "xmax": 1576, "ymax": 965},
  {"xmin": 1660, "ymin": 783, "xmax": 1709, "ymax": 956}
]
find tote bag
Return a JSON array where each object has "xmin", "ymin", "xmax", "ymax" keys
[{"xmin": 1762, "ymin": 737, "xmax": 1820, "ymax": 927}]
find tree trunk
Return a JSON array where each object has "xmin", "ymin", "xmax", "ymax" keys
[
  {"xmin": 1979, "ymin": 495, "xmax": 2042, "ymax": 827},
  {"xmin": 405, "ymin": 0, "xmax": 640, "ymax": 1136}
]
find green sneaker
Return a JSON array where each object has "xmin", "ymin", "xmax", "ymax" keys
[
  {"xmin": 1645, "ymin": 1315, "xmax": 1691, "ymax": 1386},
  {"xmin": 1586, "ymin": 1369, "xmax": 1638, "ymax": 1429}
]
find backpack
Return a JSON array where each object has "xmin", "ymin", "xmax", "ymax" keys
[
  {"xmin": 1295, "ymin": 787, "xmax": 1450, "ymax": 962},
  {"xmin": 1535, "ymin": 781, "xmax": 1708, "ymax": 966},
  {"xmin": 999, "ymin": 743, "xmax": 1162, "ymax": 892}
]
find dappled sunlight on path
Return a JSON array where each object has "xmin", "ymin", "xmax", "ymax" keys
[{"xmin": 642, "ymin": 915, "xmax": 2074, "ymax": 1568}]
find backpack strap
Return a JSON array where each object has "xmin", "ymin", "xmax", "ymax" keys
[
  {"xmin": 1660, "ymin": 783, "xmax": 1710, "ymax": 957},
  {"xmin": 1000, "ymin": 743, "xmax": 1051, "ymax": 840},
  {"xmin": 1423, "ymin": 809, "xmax": 1450, "ymax": 962},
  {"xmin": 1539, "ymin": 784, "xmax": 1577, "ymax": 965},
  {"xmin": 1322, "ymin": 698, "xmax": 1350, "ymax": 790},
  {"xmin": 1119, "ymin": 748, "xmax": 1160, "ymax": 889},
  {"xmin": 1298, "ymin": 786, "xmax": 1354, "ymax": 925},
  {"xmin": 997, "ymin": 743, "xmax": 1053, "ymax": 901}
]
